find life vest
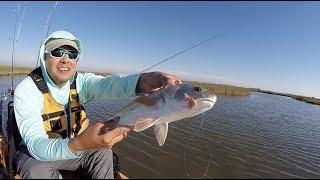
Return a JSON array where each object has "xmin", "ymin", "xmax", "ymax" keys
[
  {"xmin": 2, "ymin": 68, "xmax": 125, "ymax": 179},
  {"xmin": 29, "ymin": 67, "xmax": 89, "ymax": 139}
]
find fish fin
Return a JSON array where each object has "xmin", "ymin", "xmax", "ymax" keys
[
  {"xmin": 154, "ymin": 123, "xmax": 169, "ymax": 146},
  {"xmin": 134, "ymin": 118, "xmax": 159, "ymax": 132}
]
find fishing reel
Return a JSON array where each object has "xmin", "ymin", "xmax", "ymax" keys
[
  {"xmin": 1, "ymin": 87, "xmax": 14, "ymax": 102},
  {"xmin": 7, "ymin": 87, "xmax": 14, "ymax": 97},
  {"xmin": 1, "ymin": 92, "xmax": 8, "ymax": 102}
]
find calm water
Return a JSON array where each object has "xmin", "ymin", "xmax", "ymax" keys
[{"xmin": 1, "ymin": 76, "xmax": 320, "ymax": 178}]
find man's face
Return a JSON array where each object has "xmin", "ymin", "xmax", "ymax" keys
[{"xmin": 45, "ymin": 45, "xmax": 79, "ymax": 88}]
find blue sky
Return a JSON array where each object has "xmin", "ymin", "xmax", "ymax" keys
[{"xmin": 0, "ymin": 1, "xmax": 319, "ymax": 98}]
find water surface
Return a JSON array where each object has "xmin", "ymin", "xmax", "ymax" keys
[{"xmin": 1, "ymin": 76, "xmax": 320, "ymax": 178}]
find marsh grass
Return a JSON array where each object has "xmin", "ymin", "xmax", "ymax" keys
[
  {"xmin": 182, "ymin": 81, "xmax": 320, "ymax": 105},
  {"xmin": 293, "ymin": 96, "xmax": 320, "ymax": 105},
  {"xmin": 0, "ymin": 65, "xmax": 33, "ymax": 76},
  {"xmin": 182, "ymin": 80, "xmax": 251, "ymax": 96},
  {"xmin": 252, "ymin": 89, "xmax": 320, "ymax": 105},
  {"xmin": 0, "ymin": 66, "xmax": 113, "ymax": 77},
  {"xmin": 1, "ymin": 65, "xmax": 319, "ymax": 105},
  {"xmin": 78, "ymin": 71, "xmax": 112, "ymax": 76}
]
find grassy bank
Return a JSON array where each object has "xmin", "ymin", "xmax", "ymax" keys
[
  {"xmin": 0, "ymin": 66, "xmax": 112, "ymax": 77},
  {"xmin": 1, "ymin": 65, "xmax": 318, "ymax": 105},
  {"xmin": 183, "ymin": 80, "xmax": 251, "ymax": 96},
  {"xmin": 293, "ymin": 96, "xmax": 320, "ymax": 105},
  {"xmin": 0, "ymin": 65, "xmax": 33, "ymax": 76},
  {"xmin": 252, "ymin": 89, "xmax": 320, "ymax": 105},
  {"xmin": 78, "ymin": 71, "xmax": 112, "ymax": 76}
]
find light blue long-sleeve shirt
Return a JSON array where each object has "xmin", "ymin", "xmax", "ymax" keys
[
  {"xmin": 14, "ymin": 71, "xmax": 140, "ymax": 161},
  {"xmin": 13, "ymin": 30, "xmax": 141, "ymax": 161}
]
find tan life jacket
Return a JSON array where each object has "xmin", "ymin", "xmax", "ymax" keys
[{"xmin": 29, "ymin": 67, "xmax": 89, "ymax": 139}]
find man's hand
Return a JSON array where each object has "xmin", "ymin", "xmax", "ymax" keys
[
  {"xmin": 68, "ymin": 117, "xmax": 132, "ymax": 154},
  {"xmin": 136, "ymin": 71, "xmax": 182, "ymax": 94}
]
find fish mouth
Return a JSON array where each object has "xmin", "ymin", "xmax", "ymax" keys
[
  {"xmin": 198, "ymin": 97, "xmax": 216, "ymax": 104},
  {"xmin": 207, "ymin": 99, "xmax": 215, "ymax": 103}
]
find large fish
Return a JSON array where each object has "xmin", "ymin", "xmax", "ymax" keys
[{"xmin": 112, "ymin": 83, "xmax": 217, "ymax": 146}]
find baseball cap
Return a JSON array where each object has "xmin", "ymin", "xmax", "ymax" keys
[{"xmin": 45, "ymin": 38, "xmax": 79, "ymax": 52}]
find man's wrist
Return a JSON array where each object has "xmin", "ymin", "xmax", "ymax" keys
[
  {"xmin": 68, "ymin": 137, "xmax": 81, "ymax": 154},
  {"xmin": 135, "ymin": 74, "xmax": 145, "ymax": 95}
]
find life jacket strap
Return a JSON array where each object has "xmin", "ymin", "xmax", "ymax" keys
[
  {"xmin": 41, "ymin": 105, "xmax": 85, "ymax": 121},
  {"xmin": 29, "ymin": 67, "xmax": 49, "ymax": 93}
]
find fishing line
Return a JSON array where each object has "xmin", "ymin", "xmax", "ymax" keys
[
  {"xmin": 35, "ymin": 1, "xmax": 59, "ymax": 68},
  {"xmin": 10, "ymin": 4, "xmax": 20, "ymax": 94},
  {"xmin": 183, "ymin": 113, "xmax": 211, "ymax": 179},
  {"xmin": 10, "ymin": 2, "xmax": 28, "ymax": 95},
  {"xmin": 140, "ymin": 31, "xmax": 227, "ymax": 74}
]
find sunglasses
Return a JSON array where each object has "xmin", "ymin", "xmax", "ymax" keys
[{"xmin": 45, "ymin": 48, "xmax": 79, "ymax": 60}]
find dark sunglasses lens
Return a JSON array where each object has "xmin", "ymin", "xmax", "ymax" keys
[
  {"xmin": 67, "ymin": 51, "xmax": 79, "ymax": 59},
  {"xmin": 51, "ymin": 49, "xmax": 65, "ymax": 57}
]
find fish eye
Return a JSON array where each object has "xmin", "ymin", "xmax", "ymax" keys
[{"xmin": 194, "ymin": 86, "xmax": 201, "ymax": 92}]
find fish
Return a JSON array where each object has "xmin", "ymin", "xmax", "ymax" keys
[{"xmin": 111, "ymin": 83, "xmax": 217, "ymax": 146}]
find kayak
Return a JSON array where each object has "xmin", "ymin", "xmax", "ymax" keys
[
  {"xmin": 0, "ymin": 130, "xmax": 128, "ymax": 179},
  {"xmin": 0, "ymin": 100, "xmax": 128, "ymax": 179}
]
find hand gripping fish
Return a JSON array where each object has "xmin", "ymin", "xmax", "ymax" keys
[{"xmin": 111, "ymin": 83, "xmax": 217, "ymax": 146}]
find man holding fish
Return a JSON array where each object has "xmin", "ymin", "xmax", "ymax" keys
[{"xmin": 12, "ymin": 30, "xmax": 182, "ymax": 179}]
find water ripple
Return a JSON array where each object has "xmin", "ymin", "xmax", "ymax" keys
[{"xmin": 1, "ymin": 77, "xmax": 320, "ymax": 178}]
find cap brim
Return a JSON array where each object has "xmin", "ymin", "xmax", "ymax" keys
[{"xmin": 45, "ymin": 38, "xmax": 79, "ymax": 52}]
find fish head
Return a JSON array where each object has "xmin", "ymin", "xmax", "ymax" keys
[{"xmin": 161, "ymin": 84, "xmax": 217, "ymax": 119}]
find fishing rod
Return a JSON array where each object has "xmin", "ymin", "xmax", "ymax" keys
[
  {"xmin": 140, "ymin": 31, "xmax": 227, "ymax": 74},
  {"xmin": 9, "ymin": 4, "xmax": 20, "ymax": 96},
  {"xmin": 9, "ymin": 3, "xmax": 27, "ymax": 96},
  {"xmin": 1, "ymin": 2, "xmax": 27, "ymax": 139},
  {"xmin": 1, "ymin": 1, "xmax": 57, "ymax": 109},
  {"xmin": 35, "ymin": 1, "xmax": 59, "ymax": 68}
]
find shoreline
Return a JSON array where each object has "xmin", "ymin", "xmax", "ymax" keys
[
  {"xmin": 251, "ymin": 89, "xmax": 320, "ymax": 105},
  {"xmin": 0, "ymin": 65, "xmax": 319, "ymax": 105},
  {"xmin": 0, "ymin": 72, "xmax": 30, "ymax": 76}
]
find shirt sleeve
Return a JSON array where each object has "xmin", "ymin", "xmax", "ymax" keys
[
  {"xmin": 76, "ymin": 72, "xmax": 141, "ymax": 104},
  {"xmin": 13, "ymin": 77, "xmax": 82, "ymax": 161}
]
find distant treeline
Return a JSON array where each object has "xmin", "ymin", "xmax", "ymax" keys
[{"xmin": 1, "ymin": 65, "xmax": 319, "ymax": 105}]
